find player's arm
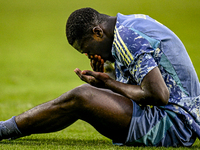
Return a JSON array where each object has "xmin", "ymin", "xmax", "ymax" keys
[
  {"xmin": 74, "ymin": 67, "xmax": 169, "ymax": 106},
  {"xmin": 105, "ymin": 66, "xmax": 169, "ymax": 106}
]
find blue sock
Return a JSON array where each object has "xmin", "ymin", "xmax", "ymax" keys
[{"xmin": 0, "ymin": 116, "xmax": 22, "ymax": 140}]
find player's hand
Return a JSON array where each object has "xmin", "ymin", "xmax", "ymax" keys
[
  {"xmin": 89, "ymin": 55, "xmax": 104, "ymax": 72},
  {"xmin": 74, "ymin": 68, "xmax": 110, "ymax": 88}
]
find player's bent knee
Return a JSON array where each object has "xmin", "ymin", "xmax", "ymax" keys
[
  {"xmin": 71, "ymin": 84, "xmax": 94, "ymax": 100},
  {"xmin": 56, "ymin": 84, "xmax": 94, "ymax": 107}
]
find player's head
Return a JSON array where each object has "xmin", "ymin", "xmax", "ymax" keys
[
  {"xmin": 66, "ymin": 7, "xmax": 103, "ymax": 46},
  {"xmin": 66, "ymin": 7, "xmax": 115, "ymax": 62}
]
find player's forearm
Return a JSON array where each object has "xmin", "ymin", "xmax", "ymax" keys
[
  {"xmin": 105, "ymin": 78, "xmax": 165, "ymax": 106},
  {"xmin": 105, "ymin": 78, "xmax": 145, "ymax": 104}
]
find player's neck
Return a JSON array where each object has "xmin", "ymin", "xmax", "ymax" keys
[{"xmin": 100, "ymin": 16, "xmax": 117, "ymax": 39}]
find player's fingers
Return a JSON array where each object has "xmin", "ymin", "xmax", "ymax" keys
[
  {"xmin": 94, "ymin": 55, "xmax": 98, "ymax": 59},
  {"xmin": 74, "ymin": 69, "xmax": 91, "ymax": 83},
  {"xmin": 98, "ymin": 55, "xmax": 101, "ymax": 61},
  {"xmin": 101, "ymin": 59, "xmax": 104, "ymax": 65},
  {"xmin": 90, "ymin": 55, "xmax": 93, "ymax": 59},
  {"xmin": 90, "ymin": 55, "xmax": 105, "ymax": 72},
  {"xmin": 94, "ymin": 55, "xmax": 101, "ymax": 72},
  {"xmin": 90, "ymin": 61, "xmax": 94, "ymax": 71},
  {"xmin": 74, "ymin": 68, "xmax": 81, "ymax": 74},
  {"xmin": 74, "ymin": 68, "xmax": 83, "ymax": 79},
  {"xmin": 96, "ymin": 59, "xmax": 100, "ymax": 72},
  {"xmin": 97, "ymin": 56, "xmax": 104, "ymax": 72},
  {"xmin": 100, "ymin": 59, "xmax": 104, "ymax": 72},
  {"xmin": 91, "ymin": 59, "xmax": 96, "ymax": 71},
  {"xmin": 82, "ymin": 70, "xmax": 97, "ymax": 78}
]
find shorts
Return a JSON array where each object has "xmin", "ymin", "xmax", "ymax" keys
[{"xmin": 113, "ymin": 100, "xmax": 197, "ymax": 147}]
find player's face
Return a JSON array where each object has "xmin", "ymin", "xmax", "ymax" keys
[{"xmin": 73, "ymin": 37, "xmax": 114, "ymax": 62}]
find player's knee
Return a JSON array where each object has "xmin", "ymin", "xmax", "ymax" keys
[
  {"xmin": 56, "ymin": 84, "xmax": 93, "ymax": 108},
  {"xmin": 71, "ymin": 84, "xmax": 93, "ymax": 101}
]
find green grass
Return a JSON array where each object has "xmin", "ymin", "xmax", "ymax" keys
[{"xmin": 1, "ymin": 0, "xmax": 200, "ymax": 149}]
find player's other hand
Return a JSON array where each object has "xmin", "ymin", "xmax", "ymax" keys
[
  {"xmin": 88, "ymin": 54, "xmax": 104, "ymax": 72},
  {"xmin": 74, "ymin": 68, "xmax": 110, "ymax": 88}
]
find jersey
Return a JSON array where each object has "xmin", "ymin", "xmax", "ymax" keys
[{"xmin": 111, "ymin": 13, "xmax": 200, "ymax": 146}]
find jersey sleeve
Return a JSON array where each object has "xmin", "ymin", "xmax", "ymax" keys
[
  {"xmin": 113, "ymin": 23, "xmax": 158, "ymax": 85},
  {"xmin": 130, "ymin": 53, "xmax": 158, "ymax": 85}
]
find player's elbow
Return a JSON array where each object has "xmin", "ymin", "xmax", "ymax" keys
[
  {"xmin": 154, "ymin": 87, "xmax": 169, "ymax": 106},
  {"xmin": 143, "ymin": 85, "xmax": 169, "ymax": 106}
]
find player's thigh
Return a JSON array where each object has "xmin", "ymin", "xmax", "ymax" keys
[{"xmin": 77, "ymin": 84, "xmax": 133, "ymax": 141}]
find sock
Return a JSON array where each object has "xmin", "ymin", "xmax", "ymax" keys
[{"xmin": 0, "ymin": 116, "xmax": 22, "ymax": 140}]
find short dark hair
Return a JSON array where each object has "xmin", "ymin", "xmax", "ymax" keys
[{"xmin": 66, "ymin": 7, "xmax": 107, "ymax": 46}]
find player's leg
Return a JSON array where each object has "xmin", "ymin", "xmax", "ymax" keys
[
  {"xmin": 74, "ymin": 84, "xmax": 133, "ymax": 142},
  {"xmin": 1, "ymin": 84, "xmax": 133, "ymax": 142}
]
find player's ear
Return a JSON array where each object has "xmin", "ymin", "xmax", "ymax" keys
[{"xmin": 92, "ymin": 26, "xmax": 103, "ymax": 38}]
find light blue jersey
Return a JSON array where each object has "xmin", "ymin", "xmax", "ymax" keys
[{"xmin": 112, "ymin": 13, "xmax": 200, "ymax": 146}]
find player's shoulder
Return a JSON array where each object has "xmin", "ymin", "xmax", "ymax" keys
[{"xmin": 116, "ymin": 13, "xmax": 164, "ymax": 31}]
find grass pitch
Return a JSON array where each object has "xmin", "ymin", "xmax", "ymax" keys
[{"xmin": 1, "ymin": 0, "xmax": 200, "ymax": 149}]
